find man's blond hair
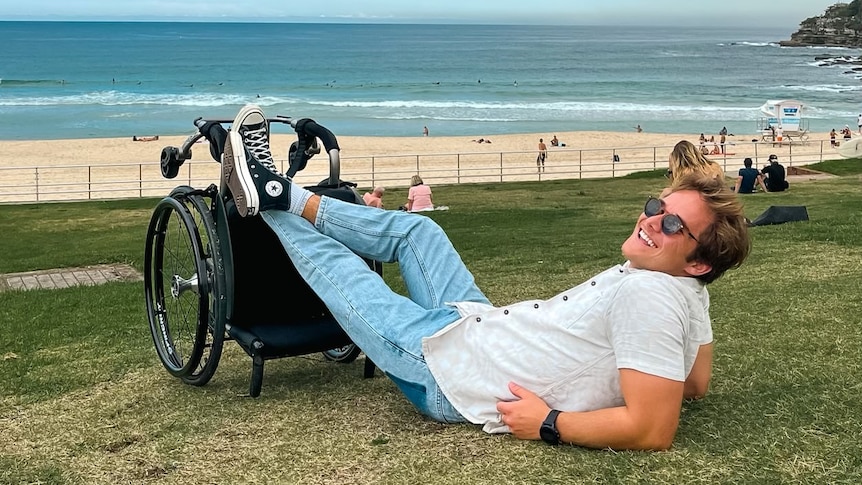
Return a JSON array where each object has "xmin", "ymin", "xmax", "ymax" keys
[{"xmin": 669, "ymin": 173, "xmax": 751, "ymax": 284}]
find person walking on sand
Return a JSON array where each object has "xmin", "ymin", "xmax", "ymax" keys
[
  {"xmin": 719, "ymin": 127, "xmax": 727, "ymax": 154},
  {"xmin": 423, "ymin": 126, "xmax": 429, "ymax": 137},
  {"xmin": 857, "ymin": 114, "xmax": 862, "ymax": 135},
  {"xmin": 537, "ymin": 138, "xmax": 547, "ymax": 173}
]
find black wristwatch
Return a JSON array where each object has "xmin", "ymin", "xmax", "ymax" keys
[{"xmin": 539, "ymin": 409, "xmax": 562, "ymax": 445}]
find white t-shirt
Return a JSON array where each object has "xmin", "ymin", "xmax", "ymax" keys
[{"xmin": 423, "ymin": 263, "xmax": 712, "ymax": 433}]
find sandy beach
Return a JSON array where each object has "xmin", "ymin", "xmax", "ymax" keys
[
  {"xmin": 0, "ymin": 129, "xmax": 837, "ymax": 203},
  {"xmin": 0, "ymin": 129, "xmax": 832, "ymax": 166}
]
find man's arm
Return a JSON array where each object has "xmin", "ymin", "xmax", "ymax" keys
[
  {"xmin": 757, "ymin": 175, "xmax": 768, "ymax": 193},
  {"xmin": 497, "ymin": 370, "xmax": 684, "ymax": 451},
  {"xmin": 683, "ymin": 343, "xmax": 713, "ymax": 400},
  {"xmin": 734, "ymin": 176, "xmax": 743, "ymax": 193}
]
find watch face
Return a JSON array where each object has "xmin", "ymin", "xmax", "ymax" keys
[
  {"xmin": 540, "ymin": 424, "xmax": 560, "ymax": 444},
  {"xmin": 540, "ymin": 410, "xmax": 562, "ymax": 444}
]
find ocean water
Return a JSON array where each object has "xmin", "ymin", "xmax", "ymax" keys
[{"xmin": 0, "ymin": 21, "xmax": 860, "ymax": 140}]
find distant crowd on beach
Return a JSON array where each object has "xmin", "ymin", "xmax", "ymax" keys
[
  {"xmin": 828, "ymin": 116, "xmax": 861, "ymax": 147},
  {"xmin": 696, "ymin": 127, "xmax": 731, "ymax": 156}
]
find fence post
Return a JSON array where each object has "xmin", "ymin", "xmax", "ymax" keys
[
  {"xmin": 35, "ymin": 167, "xmax": 40, "ymax": 202},
  {"xmin": 819, "ymin": 140, "xmax": 823, "ymax": 162},
  {"xmin": 139, "ymin": 163, "xmax": 143, "ymax": 198},
  {"xmin": 612, "ymin": 149, "xmax": 616, "ymax": 178},
  {"xmin": 579, "ymin": 150, "xmax": 582, "ymax": 179},
  {"xmin": 500, "ymin": 152, "xmax": 503, "ymax": 183},
  {"xmin": 416, "ymin": 155, "xmax": 420, "ymax": 174},
  {"xmin": 371, "ymin": 156, "xmax": 375, "ymax": 187},
  {"xmin": 457, "ymin": 154, "xmax": 461, "ymax": 184},
  {"xmin": 88, "ymin": 165, "xmax": 92, "ymax": 200}
]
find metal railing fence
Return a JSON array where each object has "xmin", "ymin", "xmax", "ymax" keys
[{"xmin": 0, "ymin": 140, "xmax": 831, "ymax": 204}]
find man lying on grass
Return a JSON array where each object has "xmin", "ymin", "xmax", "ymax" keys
[{"xmin": 207, "ymin": 105, "xmax": 751, "ymax": 450}]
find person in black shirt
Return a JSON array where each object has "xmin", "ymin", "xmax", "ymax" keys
[{"xmin": 761, "ymin": 155, "xmax": 789, "ymax": 192}]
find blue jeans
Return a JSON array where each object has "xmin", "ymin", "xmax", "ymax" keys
[{"xmin": 261, "ymin": 197, "xmax": 491, "ymax": 423}]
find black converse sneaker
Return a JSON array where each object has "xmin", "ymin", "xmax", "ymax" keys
[{"xmin": 221, "ymin": 104, "xmax": 291, "ymax": 217}]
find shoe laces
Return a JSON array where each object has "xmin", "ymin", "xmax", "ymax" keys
[{"xmin": 240, "ymin": 125, "xmax": 281, "ymax": 175}]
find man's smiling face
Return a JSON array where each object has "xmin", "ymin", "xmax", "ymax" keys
[{"xmin": 621, "ymin": 190, "xmax": 714, "ymax": 278}]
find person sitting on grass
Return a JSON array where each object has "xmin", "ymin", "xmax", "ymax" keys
[
  {"xmin": 665, "ymin": 140, "xmax": 725, "ymax": 191},
  {"xmin": 206, "ymin": 104, "xmax": 751, "ymax": 451},
  {"xmin": 733, "ymin": 158, "xmax": 767, "ymax": 194},
  {"xmin": 362, "ymin": 186, "xmax": 385, "ymax": 209},
  {"xmin": 406, "ymin": 175, "xmax": 434, "ymax": 212},
  {"xmin": 761, "ymin": 155, "xmax": 789, "ymax": 192}
]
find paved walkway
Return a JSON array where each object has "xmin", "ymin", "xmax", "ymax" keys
[{"xmin": 0, "ymin": 264, "xmax": 142, "ymax": 292}]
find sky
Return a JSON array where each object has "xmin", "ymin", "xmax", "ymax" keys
[{"xmin": 0, "ymin": 0, "xmax": 844, "ymax": 28}]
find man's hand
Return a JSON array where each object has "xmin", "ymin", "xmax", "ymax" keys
[
  {"xmin": 495, "ymin": 382, "xmax": 550, "ymax": 440},
  {"xmin": 495, "ymin": 371, "xmax": 686, "ymax": 450}
]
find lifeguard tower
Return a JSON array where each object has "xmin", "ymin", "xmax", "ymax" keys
[{"xmin": 757, "ymin": 99, "xmax": 810, "ymax": 142}]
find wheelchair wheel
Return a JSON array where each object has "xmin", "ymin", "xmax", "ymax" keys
[
  {"xmin": 144, "ymin": 189, "xmax": 227, "ymax": 385},
  {"xmin": 322, "ymin": 344, "xmax": 362, "ymax": 363}
]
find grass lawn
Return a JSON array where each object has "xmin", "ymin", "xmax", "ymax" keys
[{"xmin": 0, "ymin": 163, "xmax": 860, "ymax": 484}]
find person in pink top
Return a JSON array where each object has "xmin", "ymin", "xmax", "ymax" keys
[{"xmin": 407, "ymin": 175, "xmax": 434, "ymax": 212}]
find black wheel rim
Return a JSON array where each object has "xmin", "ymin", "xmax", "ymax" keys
[{"xmin": 145, "ymin": 197, "xmax": 208, "ymax": 376}]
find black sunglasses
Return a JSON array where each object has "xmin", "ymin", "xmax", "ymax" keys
[{"xmin": 644, "ymin": 197, "xmax": 699, "ymax": 243}]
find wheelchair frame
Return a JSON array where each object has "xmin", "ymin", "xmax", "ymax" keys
[{"xmin": 144, "ymin": 116, "xmax": 377, "ymax": 397}]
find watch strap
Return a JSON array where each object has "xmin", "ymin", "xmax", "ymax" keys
[{"xmin": 540, "ymin": 409, "xmax": 562, "ymax": 445}]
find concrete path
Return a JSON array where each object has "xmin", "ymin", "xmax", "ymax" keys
[{"xmin": 0, "ymin": 264, "xmax": 142, "ymax": 292}]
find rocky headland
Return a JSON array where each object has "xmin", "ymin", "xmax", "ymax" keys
[
  {"xmin": 779, "ymin": 1, "xmax": 861, "ymax": 47},
  {"xmin": 778, "ymin": 2, "xmax": 862, "ymax": 80}
]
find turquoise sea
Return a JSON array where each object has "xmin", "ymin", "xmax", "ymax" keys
[{"xmin": 0, "ymin": 21, "xmax": 860, "ymax": 140}]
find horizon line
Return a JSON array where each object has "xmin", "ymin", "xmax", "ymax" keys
[{"xmin": 0, "ymin": 18, "xmax": 802, "ymax": 30}]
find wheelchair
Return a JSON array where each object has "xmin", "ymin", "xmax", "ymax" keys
[{"xmin": 143, "ymin": 115, "xmax": 378, "ymax": 397}]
